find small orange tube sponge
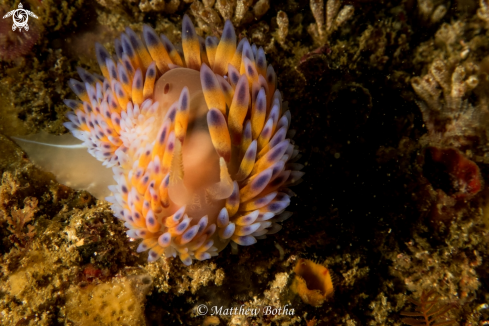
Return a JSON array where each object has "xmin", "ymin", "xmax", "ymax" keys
[{"xmin": 291, "ymin": 258, "xmax": 334, "ymax": 307}]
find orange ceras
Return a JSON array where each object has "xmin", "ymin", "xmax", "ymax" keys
[{"xmin": 291, "ymin": 258, "xmax": 334, "ymax": 307}]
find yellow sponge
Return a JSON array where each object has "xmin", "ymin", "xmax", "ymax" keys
[{"xmin": 66, "ymin": 275, "xmax": 151, "ymax": 326}]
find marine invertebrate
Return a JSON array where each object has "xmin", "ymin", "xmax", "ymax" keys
[
  {"xmin": 411, "ymin": 58, "xmax": 481, "ymax": 147},
  {"xmin": 423, "ymin": 147, "xmax": 482, "ymax": 200},
  {"xmin": 410, "ymin": 23, "xmax": 488, "ymax": 223},
  {"xmin": 63, "ymin": 15, "xmax": 302, "ymax": 265},
  {"xmin": 138, "ymin": 0, "xmax": 179, "ymax": 13},
  {"xmin": 308, "ymin": 0, "xmax": 354, "ymax": 45},
  {"xmin": 290, "ymin": 258, "xmax": 334, "ymax": 307},
  {"xmin": 416, "ymin": 0, "xmax": 448, "ymax": 25},
  {"xmin": 275, "ymin": 11, "xmax": 289, "ymax": 48},
  {"xmin": 401, "ymin": 289, "xmax": 457, "ymax": 326},
  {"xmin": 478, "ymin": 0, "xmax": 489, "ymax": 28},
  {"xmin": 66, "ymin": 275, "xmax": 152, "ymax": 325},
  {"xmin": 189, "ymin": 0, "xmax": 271, "ymax": 34}
]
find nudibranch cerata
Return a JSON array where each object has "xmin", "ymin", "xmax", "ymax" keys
[{"xmin": 63, "ymin": 15, "xmax": 303, "ymax": 265}]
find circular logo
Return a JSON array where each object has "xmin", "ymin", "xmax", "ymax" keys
[
  {"xmin": 13, "ymin": 9, "xmax": 29, "ymax": 29},
  {"xmin": 2, "ymin": 3, "xmax": 38, "ymax": 32},
  {"xmin": 196, "ymin": 304, "xmax": 208, "ymax": 315}
]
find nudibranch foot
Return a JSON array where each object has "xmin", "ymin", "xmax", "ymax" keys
[{"xmin": 63, "ymin": 15, "xmax": 303, "ymax": 265}]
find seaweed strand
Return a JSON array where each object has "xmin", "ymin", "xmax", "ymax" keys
[{"xmin": 401, "ymin": 290, "xmax": 457, "ymax": 326}]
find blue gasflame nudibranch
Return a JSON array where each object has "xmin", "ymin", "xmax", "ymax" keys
[{"xmin": 63, "ymin": 15, "xmax": 303, "ymax": 265}]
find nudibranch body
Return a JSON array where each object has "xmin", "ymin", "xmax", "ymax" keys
[{"xmin": 64, "ymin": 15, "xmax": 303, "ymax": 265}]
